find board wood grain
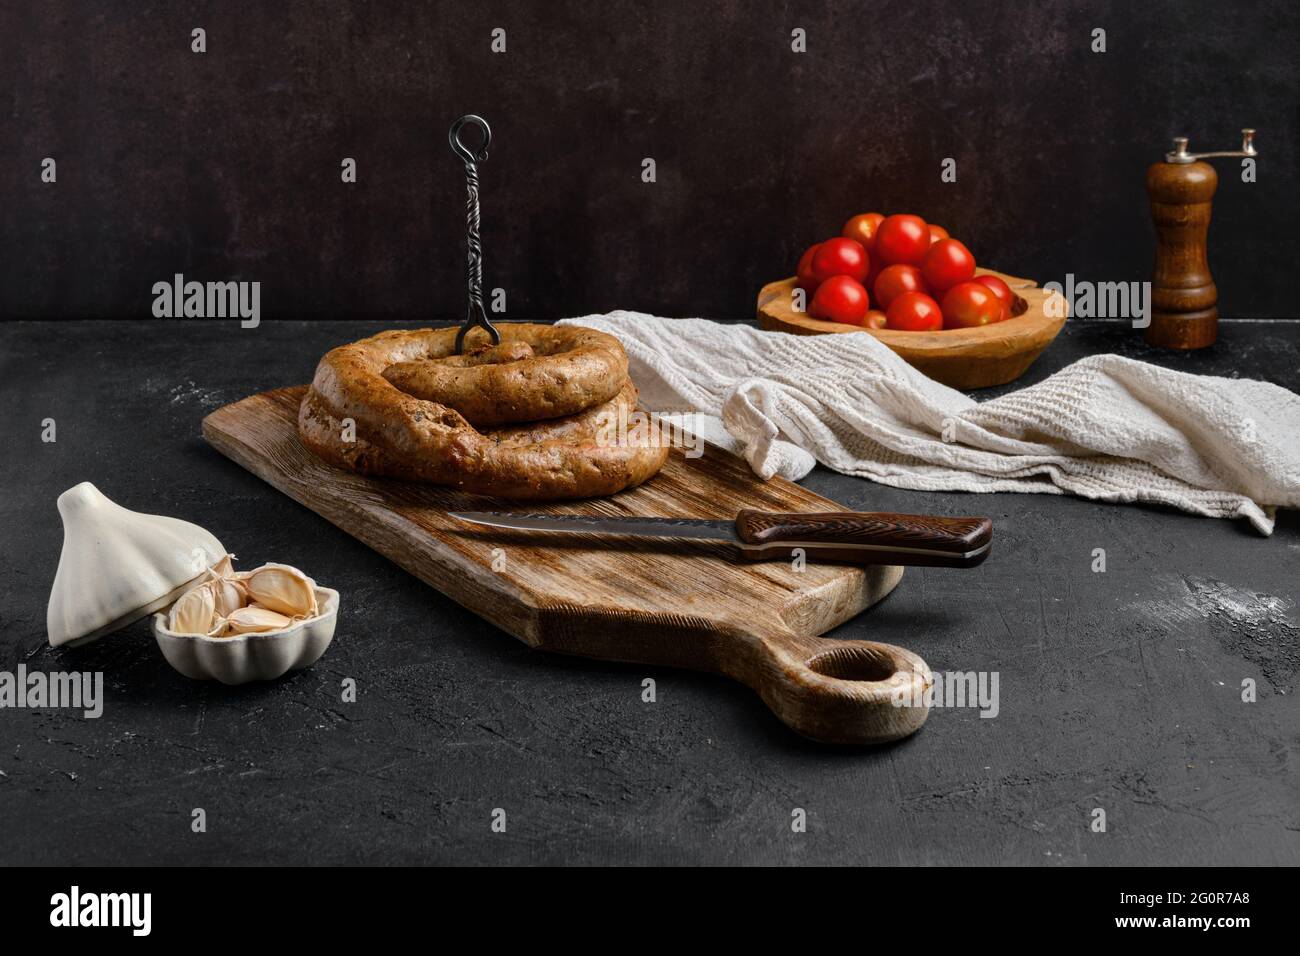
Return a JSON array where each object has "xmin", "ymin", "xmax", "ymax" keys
[{"xmin": 202, "ymin": 386, "xmax": 932, "ymax": 744}]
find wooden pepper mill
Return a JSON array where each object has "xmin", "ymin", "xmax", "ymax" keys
[{"xmin": 1146, "ymin": 129, "xmax": 1257, "ymax": 349}]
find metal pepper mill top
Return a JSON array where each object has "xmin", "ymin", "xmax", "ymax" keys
[{"xmin": 1145, "ymin": 128, "xmax": 1257, "ymax": 349}]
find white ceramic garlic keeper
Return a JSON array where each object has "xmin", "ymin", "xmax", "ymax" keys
[
  {"xmin": 47, "ymin": 482, "xmax": 227, "ymax": 647},
  {"xmin": 46, "ymin": 482, "xmax": 339, "ymax": 684},
  {"xmin": 152, "ymin": 586, "xmax": 339, "ymax": 684}
]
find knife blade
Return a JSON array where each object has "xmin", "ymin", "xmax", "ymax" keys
[{"xmin": 450, "ymin": 509, "xmax": 993, "ymax": 568}]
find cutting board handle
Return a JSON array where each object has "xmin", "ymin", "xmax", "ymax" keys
[
  {"xmin": 744, "ymin": 633, "xmax": 932, "ymax": 745},
  {"xmin": 531, "ymin": 604, "xmax": 931, "ymax": 744}
]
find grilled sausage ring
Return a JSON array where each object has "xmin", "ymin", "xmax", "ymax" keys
[
  {"xmin": 298, "ymin": 324, "xmax": 667, "ymax": 500},
  {"xmin": 381, "ymin": 324, "xmax": 628, "ymax": 426}
]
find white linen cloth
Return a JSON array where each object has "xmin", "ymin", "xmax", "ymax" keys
[{"xmin": 558, "ymin": 313, "xmax": 1300, "ymax": 535}]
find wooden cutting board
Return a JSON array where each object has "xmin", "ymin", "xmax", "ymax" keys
[{"xmin": 202, "ymin": 386, "xmax": 932, "ymax": 744}]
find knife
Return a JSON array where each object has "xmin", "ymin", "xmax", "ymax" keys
[{"xmin": 451, "ymin": 509, "xmax": 993, "ymax": 568}]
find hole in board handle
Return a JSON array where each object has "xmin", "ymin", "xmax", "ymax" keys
[{"xmin": 806, "ymin": 644, "xmax": 898, "ymax": 683}]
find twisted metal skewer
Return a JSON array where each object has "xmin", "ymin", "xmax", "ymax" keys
[{"xmin": 448, "ymin": 115, "xmax": 499, "ymax": 353}]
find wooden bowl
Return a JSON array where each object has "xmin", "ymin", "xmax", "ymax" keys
[{"xmin": 756, "ymin": 269, "xmax": 1068, "ymax": 389}]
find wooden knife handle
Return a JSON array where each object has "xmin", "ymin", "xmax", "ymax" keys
[{"xmin": 734, "ymin": 509, "xmax": 993, "ymax": 568}]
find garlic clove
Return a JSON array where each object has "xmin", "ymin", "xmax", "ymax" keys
[
  {"xmin": 211, "ymin": 577, "xmax": 247, "ymax": 618},
  {"xmin": 168, "ymin": 582, "xmax": 217, "ymax": 635},
  {"xmin": 224, "ymin": 606, "xmax": 293, "ymax": 635},
  {"xmin": 244, "ymin": 565, "xmax": 318, "ymax": 619},
  {"xmin": 208, "ymin": 553, "xmax": 238, "ymax": 580}
]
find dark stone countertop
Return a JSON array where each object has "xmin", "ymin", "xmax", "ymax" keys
[{"xmin": 2, "ymin": 317, "xmax": 1298, "ymax": 865}]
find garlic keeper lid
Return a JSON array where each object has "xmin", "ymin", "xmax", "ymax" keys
[{"xmin": 46, "ymin": 482, "xmax": 227, "ymax": 648}]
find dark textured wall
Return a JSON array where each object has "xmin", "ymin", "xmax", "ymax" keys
[{"xmin": 3, "ymin": 0, "xmax": 1297, "ymax": 321}]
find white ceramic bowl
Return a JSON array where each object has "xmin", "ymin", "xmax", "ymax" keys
[{"xmin": 152, "ymin": 586, "xmax": 339, "ymax": 685}]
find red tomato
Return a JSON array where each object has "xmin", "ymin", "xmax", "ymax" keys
[
  {"xmin": 811, "ymin": 237, "xmax": 870, "ymax": 284},
  {"xmin": 973, "ymin": 274, "xmax": 1015, "ymax": 321},
  {"xmin": 921, "ymin": 239, "xmax": 976, "ymax": 297},
  {"xmin": 927, "ymin": 224, "xmax": 949, "ymax": 244},
  {"xmin": 941, "ymin": 281, "xmax": 1004, "ymax": 329},
  {"xmin": 796, "ymin": 243, "xmax": 821, "ymax": 292},
  {"xmin": 873, "ymin": 264, "xmax": 927, "ymax": 311},
  {"xmin": 874, "ymin": 214, "xmax": 930, "ymax": 267},
  {"xmin": 810, "ymin": 275, "xmax": 870, "ymax": 324},
  {"xmin": 885, "ymin": 291, "xmax": 943, "ymax": 331},
  {"xmin": 864, "ymin": 258, "xmax": 884, "ymax": 295},
  {"xmin": 842, "ymin": 213, "xmax": 885, "ymax": 255}
]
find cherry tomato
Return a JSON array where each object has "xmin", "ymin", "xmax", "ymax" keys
[
  {"xmin": 921, "ymin": 238, "xmax": 976, "ymax": 297},
  {"xmin": 941, "ymin": 281, "xmax": 1004, "ymax": 329},
  {"xmin": 842, "ymin": 213, "xmax": 885, "ymax": 255},
  {"xmin": 885, "ymin": 291, "xmax": 943, "ymax": 331},
  {"xmin": 973, "ymin": 274, "xmax": 1015, "ymax": 321},
  {"xmin": 873, "ymin": 264, "xmax": 927, "ymax": 311},
  {"xmin": 864, "ymin": 258, "xmax": 884, "ymax": 296},
  {"xmin": 796, "ymin": 243, "xmax": 821, "ymax": 292},
  {"xmin": 874, "ymin": 214, "xmax": 930, "ymax": 267},
  {"xmin": 811, "ymin": 237, "xmax": 869, "ymax": 284},
  {"xmin": 810, "ymin": 275, "xmax": 870, "ymax": 324},
  {"xmin": 927, "ymin": 224, "xmax": 949, "ymax": 245}
]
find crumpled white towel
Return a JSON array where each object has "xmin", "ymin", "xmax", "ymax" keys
[{"xmin": 558, "ymin": 312, "xmax": 1300, "ymax": 535}]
